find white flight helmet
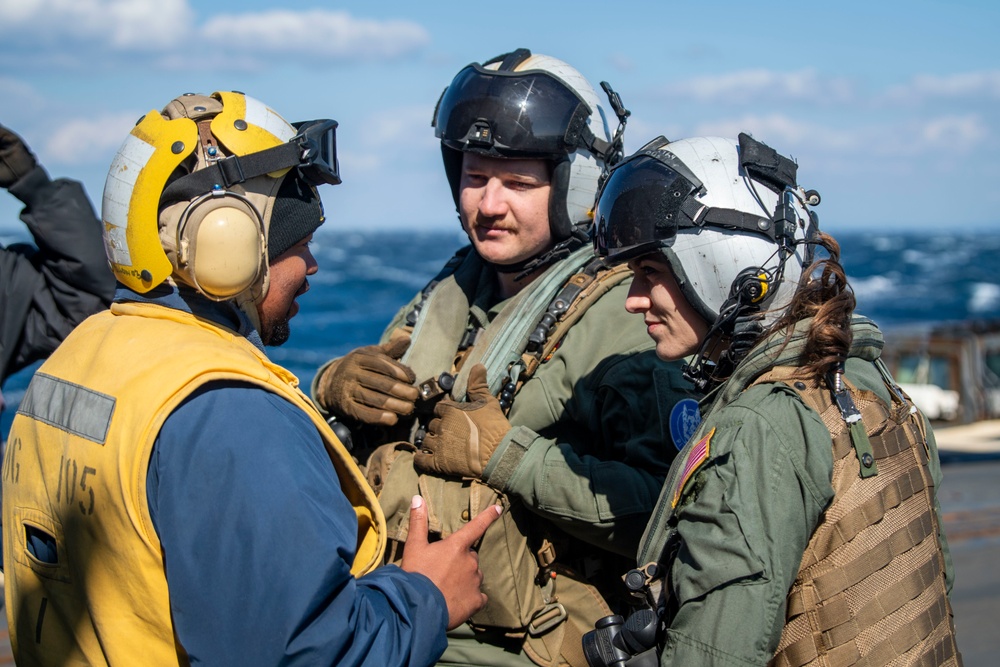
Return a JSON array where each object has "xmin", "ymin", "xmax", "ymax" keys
[
  {"xmin": 102, "ymin": 91, "xmax": 339, "ymax": 330},
  {"xmin": 595, "ymin": 134, "xmax": 819, "ymax": 330},
  {"xmin": 433, "ymin": 48, "xmax": 625, "ymax": 241}
]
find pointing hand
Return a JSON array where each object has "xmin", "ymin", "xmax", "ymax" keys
[{"xmin": 401, "ymin": 495, "xmax": 502, "ymax": 630}]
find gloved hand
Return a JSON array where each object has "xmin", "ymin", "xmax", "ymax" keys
[
  {"xmin": 415, "ymin": 364, "xmax": 511, "ymax": 478},
  {"xmin": 314, "ymin": 336, "xmax": 420, "ymax": 426},
  {"xmin": 0, "ymin": 125, "xmax": 38, "ymax": 189}
]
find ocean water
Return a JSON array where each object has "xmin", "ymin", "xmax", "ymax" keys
[{"xmin": 3, "ymin": 228, "xmax": 1000, "ymax": 439}]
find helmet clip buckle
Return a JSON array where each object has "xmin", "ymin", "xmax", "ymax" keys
[
  {"xmin": 466, "ymin": 120, "xmax": 494, "ymax": 148},
  {"xmin": 212, "ymin": 154, "xmax": 247, "ymax": 189}
]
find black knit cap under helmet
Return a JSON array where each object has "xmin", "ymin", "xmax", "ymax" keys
[{"xmin": 268, "ymin": 174, "xmax": 324, "ymax": 261}]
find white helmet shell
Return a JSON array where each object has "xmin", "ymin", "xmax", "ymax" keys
[{"xmin": 661, "ymin": 136, "xmax": 812, "ymax": 326}]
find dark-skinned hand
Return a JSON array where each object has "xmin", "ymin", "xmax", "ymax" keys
[{"xmin": 401, "ymin": 495, "xmax": 502, "ymax": 630}]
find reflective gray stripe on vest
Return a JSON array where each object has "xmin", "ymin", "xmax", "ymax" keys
[{"xmin": 17, "ymin": 372, "xmax": 115, "ymax": 444}]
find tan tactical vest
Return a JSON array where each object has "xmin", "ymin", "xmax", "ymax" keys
[
  {"xmin": 753, "ymin": 366, "xmax": 961, "ymax": 667},
  {"xmin": 372, "ymin": 259, "xmax": 633, "ymax": 667}
]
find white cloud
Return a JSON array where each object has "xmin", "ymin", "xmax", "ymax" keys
[
  {"xmin": 691, "ymin": 114, "xmax": 859, "ymax": 153},
  {"xmin": 0, "ymin": 1, "xmax": 429, "ymax": 68},
  {"xmin": 642, "ymin": 110, "xmax": 992, "ymax": 165},
  {"xmin": 202, "ymin": 10, "xmax": 429, "ymax": 60},
  {"xmin": 860, "ymin": 114, "xmax": 991, "ymax": 158},
  {"xmin": 0, "ymin": 0, "xmax": 193, "ymax": 50},
  {"xmin": 608, "ymin": 53, "xmax": 635, "ymax": 73},
  {"xmin": 0, "ymin": 76, "xmax": 45, "ymax": 111},
  {"xmin": 621, "ymin": 116, "xmax": 685, "ymax": 154},
  {"xmin": 661, "ymin": 69, "xmax": 855, "ymax": 105},
  {"xmin": 41, "ymin": 112, "xmax": 138, "ymax": 164},
  {"xmin": 358, "ymin": 106, "xmax": 437, "ymax": 149},
  {"xmin": 884, "ymin": 71, "xmax": 1000, "ymax": 103},
  {"xmin": 918, "ymin": 114, "xmax": 990, "ymax": 149},
  {"xmin": 338, "ymin": 105, "xmax": 439, "ymax": 172}
]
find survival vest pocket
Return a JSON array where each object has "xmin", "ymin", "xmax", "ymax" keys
[{"xmin": 11, "ymin": 506, "xmax": 70, "ymax": 583}]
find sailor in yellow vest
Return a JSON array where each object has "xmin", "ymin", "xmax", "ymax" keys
[
  {"xmin": 1, "ymin": 91, "xmax": 500, "ymax": 667},
  {"xmin": 583, "ymin": 134, "xmax": 961, "ymax": 666}
]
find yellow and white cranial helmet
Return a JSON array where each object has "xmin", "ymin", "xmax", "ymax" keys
[{"xmin": 101, "ymin": 91, "xmax": 338, "ymax": 307}]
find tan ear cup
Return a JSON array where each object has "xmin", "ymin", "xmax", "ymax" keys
[{"xmin": 176, "ymin": 193, "xmax": 265, "ymax": 299}]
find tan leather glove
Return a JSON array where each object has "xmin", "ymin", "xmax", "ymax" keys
[
  {"xmin": 415, "ymin": 364, "xmax": 511, "ymax": 478},
  {"xmin": 0, "ymin": 125, "xmax": 38, "ymax": 189},
  {"xmin": 314, "ymin": 336, "xmax": 420, "ymax": 426}
]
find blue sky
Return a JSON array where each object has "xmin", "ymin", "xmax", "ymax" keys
[{"xmin": 1, "ymin": 0, "xmax": 998, "ymax": 237}]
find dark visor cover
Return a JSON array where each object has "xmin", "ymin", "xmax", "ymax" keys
[
  {"xmin": 435, "ymin": 64, "xmax": 589, "ymax": 156},
  {"xmin": 594, "ymin": 156, "xmax": 701, "ymax": 261}
]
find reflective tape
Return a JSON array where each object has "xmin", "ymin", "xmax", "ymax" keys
[{"xmin": 17, "ymin": 373, "xmax": 115, "ymax": 444}]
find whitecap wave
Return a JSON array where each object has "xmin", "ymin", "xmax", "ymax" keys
[
  {"xmin": 849, "ymin": 274, "xmax": 898, "ymax": 301},
  {"xmin": 969, "ymin": 283, "xmax": 1000, "ymax": 313}
]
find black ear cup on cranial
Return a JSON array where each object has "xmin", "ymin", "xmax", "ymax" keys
[
  {"xmin": 731, "ymin": 268, "xmax": 770, "ymax": 307},
  {"xmin": 175, "ymin": 192, "xmax": 265, "ymax": 299}
]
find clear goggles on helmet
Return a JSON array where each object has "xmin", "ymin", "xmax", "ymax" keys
[
  {"xmin": 433, "ymin": 64, "xmax": 591, "ymax": 156},
  {"xmin": 161, "ymin": 119, "xmax": 340, "ymax": 206},
  {"xmin": 593, "ymin": 152, "xmax": 704, "ymax": 262}
]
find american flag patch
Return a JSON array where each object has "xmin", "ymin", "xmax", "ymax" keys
[{"xmin": 671, "ymin": 427, "xmax": 715, "ymax": 508}]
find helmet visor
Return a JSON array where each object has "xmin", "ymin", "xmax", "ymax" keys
[
  {"xmin": 434, "ymin": 64, "xmax": 590, "ymax": 156},
  {"xmin": 594, "ymin": 155, "xmax": 702, "ymax": 262}
]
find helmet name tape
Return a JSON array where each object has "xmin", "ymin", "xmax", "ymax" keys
[{"xmin": 738, "ymin": 132, "xmax": 797, "ymax": 193}]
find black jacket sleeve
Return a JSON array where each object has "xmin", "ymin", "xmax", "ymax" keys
[{"xmin": 1, "ymin": 166, "xmax": 115, "ymax": 380}]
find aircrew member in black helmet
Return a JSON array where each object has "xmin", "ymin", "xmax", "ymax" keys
[{"xmin": 312, "ymin": 50, "xmax": 698, "ymax": 667}]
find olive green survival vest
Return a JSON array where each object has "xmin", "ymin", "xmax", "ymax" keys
[
  {"xmin": 754, "ymin": 363, "xmax": 962, "ymax": 667},
  {"xmin": 373, "ymin": 244, "xmax": 634, "ymax": 667}
]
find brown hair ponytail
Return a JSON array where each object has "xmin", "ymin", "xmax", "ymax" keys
[{"xmin": 768, "ymin": 232, "xmax": 856, "ymax": 379}]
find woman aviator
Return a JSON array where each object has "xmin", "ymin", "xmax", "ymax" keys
[{"xmin": 586, "ymin": 135, "xmax": 960, "ymax": 666}]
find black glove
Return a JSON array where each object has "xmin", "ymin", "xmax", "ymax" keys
[{"xmin": 0, "ymin": 124, "xmax": 38, "ymax": 189}]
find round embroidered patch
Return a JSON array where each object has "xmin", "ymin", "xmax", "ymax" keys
[{"xmin": 669, "ymin": 398, "xmax": 702, "ymax": 451}]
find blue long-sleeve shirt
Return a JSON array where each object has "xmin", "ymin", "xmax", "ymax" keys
[{"xmin": 140, "ymin": 286, "xmax": 447, "ymax": 666}]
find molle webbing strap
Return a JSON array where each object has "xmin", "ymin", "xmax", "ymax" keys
[
  {"xmin": 400, "ymin": 246, "xmax": 486, "ymax": 383},
  {"xmin": 818, "ymin": 556, "xmax": 946, "ymax": 643},
  {"xmin": 515, "ymin": 261, "xmax": 632, "ymax": 397},
  {"xmin": 794, "ymin": 466, "xmax": 927, "ymax": 572},
  {"xmin": 775, "ymin": 592, "xmax": 955, "ymax": 667},
  {"xmin": 808, "ymin": 511, "xmax": 936, "ymax": 601},
  {"xmin": 485, "ymin": 262, "xmax": 632, "ymax": 490},
  {"xmin": 450, "ymin": 244, "xmax": 595, "ymax": 401},
  {"xmin": 752, "ymin": 366, "xmax": 960, "ymax": 667}
]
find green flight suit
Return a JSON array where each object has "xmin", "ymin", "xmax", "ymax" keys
[
  {"xmin": 637, "ymin": 316, "xmax": 955, "ymax": 666},
  {"xmin": 326, "ymin": 244, "xmax": 695, "ymax": 666}
]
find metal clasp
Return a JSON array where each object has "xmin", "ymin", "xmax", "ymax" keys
[{"xmin": 528, "ymin": 602, "xmax": 567, "ymax": 636}]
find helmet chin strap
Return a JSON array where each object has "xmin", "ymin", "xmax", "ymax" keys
[{"xmin": 235, "ymin": 281, "xmax": 267, "ymax": 337}]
